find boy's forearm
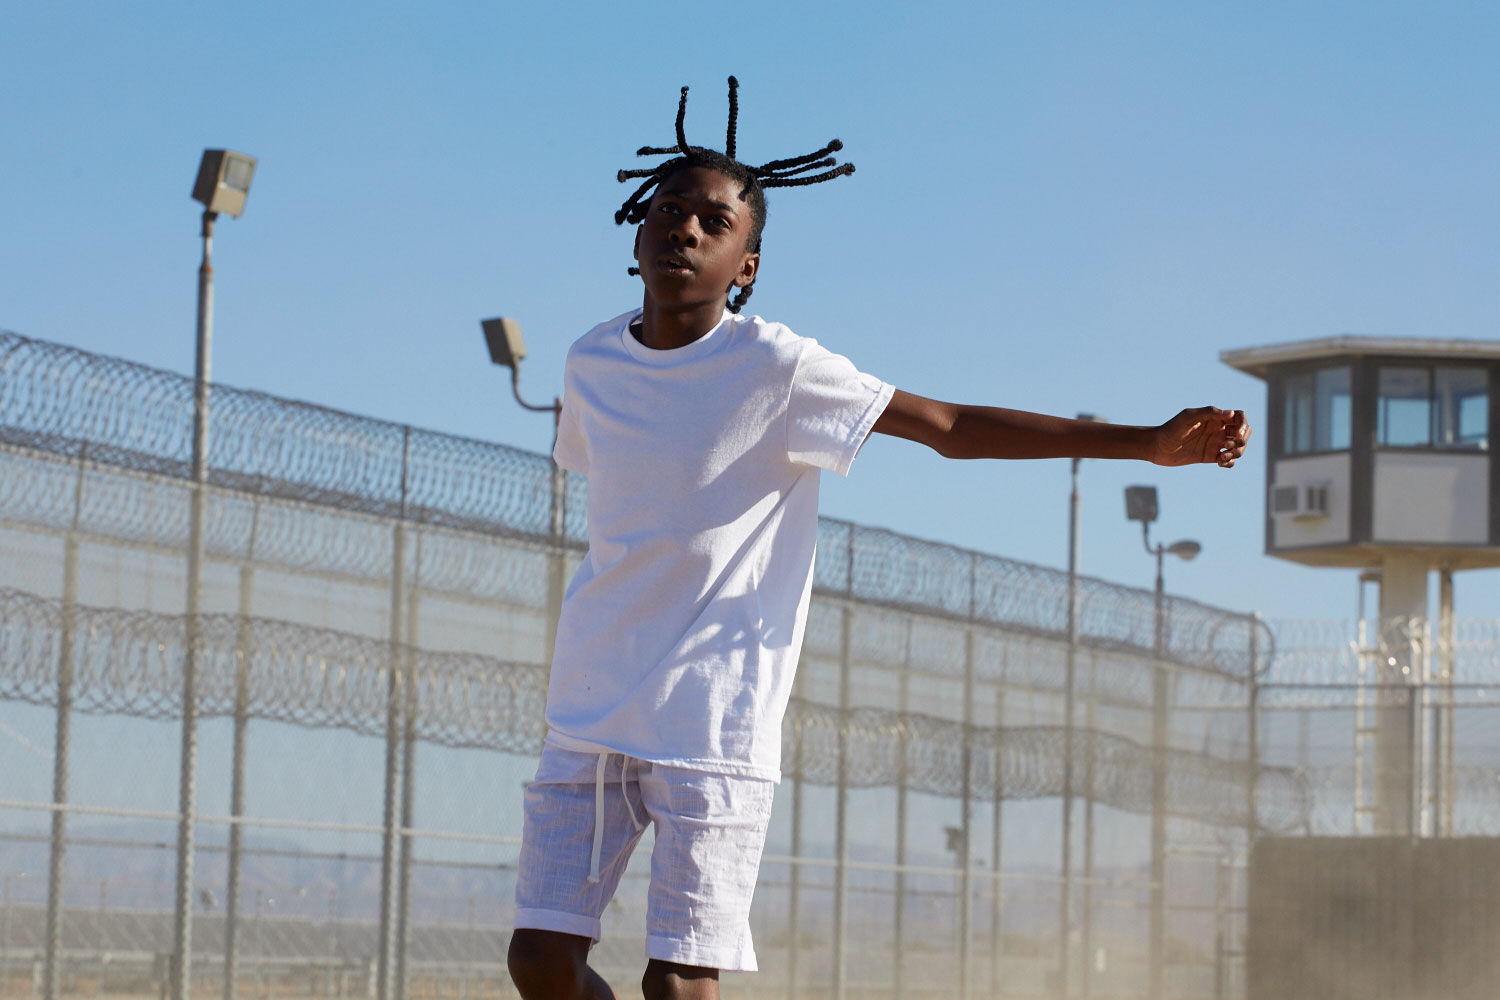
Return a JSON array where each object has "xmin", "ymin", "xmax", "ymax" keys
[
  {"xmin": 938, "ymin": 406, "xmax": 1156, "ymax": 462},
  {"xmin": 874, "ymin": 391, "xmax": 1250, "ymax": 468},
  {"xmin": 873, "ymin": 391, "xmax": 1156, "ymax": 461}
]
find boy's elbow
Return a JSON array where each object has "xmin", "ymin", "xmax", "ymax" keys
[
  {"xmin": 930, "ymin": 432, "xmax": 981, "ymax": 460},
  {"xmin": 933, "ymin": 438, "xmax": 967, "ymax": 460}
]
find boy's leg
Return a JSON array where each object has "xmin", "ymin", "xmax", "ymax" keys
[
  {"xmin": 640, "ymin": 959, "xmax": 719, "ymax": 1000},
  {"xmin": 507, "ymin": 929, "xmax": 618, "ymax": 1000},
  {"xmin": 638, "ymin": 765, "xmax": 776, "ymax": 976},
  {"xmin": 508, "ymin": 932, "xmax": 720, "ymax": 1000},
  {"xmin": 511, "ymin": 748, "xmax": 650, "ymax": 1000}
]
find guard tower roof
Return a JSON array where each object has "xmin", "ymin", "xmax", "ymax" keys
[{"xmin": 1221, "ymin": 336, "xmax": 1500, "ymax": 381}]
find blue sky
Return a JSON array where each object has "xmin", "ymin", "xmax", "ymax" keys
[{"xmin": 4, "ymin": 1, "xmax": 1499, "ymax": 624}]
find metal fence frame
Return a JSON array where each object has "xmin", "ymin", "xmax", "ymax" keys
[{"xmin": 0, "ymin": 329, "xmax": 1335, "ymax": 1000}]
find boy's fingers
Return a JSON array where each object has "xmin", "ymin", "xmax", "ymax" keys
[{"xmin": 1213, "ymin": 410, "xmax": 1251, "ymax": 468}]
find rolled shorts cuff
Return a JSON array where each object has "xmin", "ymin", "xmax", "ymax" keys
[
  {"xmin": 646, "ymin": 932, "xmax": 757, "ymax": 974},
  {"xmin": 514, "ymin": 906, "xmax": 601, "ymax": 944}
]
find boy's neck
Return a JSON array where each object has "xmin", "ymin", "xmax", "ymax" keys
[{"xmin": 634, "ymin": 298, "xmax": 726, "ymax": 351}]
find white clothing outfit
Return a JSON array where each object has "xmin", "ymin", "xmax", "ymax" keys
[
  {"xmin": 514, "ymin": 307, "xmax": 891, "ymax": 970},
  {"xmin": 546, "ymin": 308, "xmax": 893, "ymax": 780}
]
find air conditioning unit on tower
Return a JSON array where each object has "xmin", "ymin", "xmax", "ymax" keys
[{"xmin": 1270, "ymin": 481, "xmax": 1331, "ymax": 519}]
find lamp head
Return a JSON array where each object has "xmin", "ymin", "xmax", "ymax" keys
[
  {"xmin": 192, "ymin": 149, "xmax": 256, "ymax": 217},
  {"xmin": 1124, "ymin": 485, "xmax": 1159, "ymax": 524},
  {"xmin": 481, "ymin": 317, "xmax": 527, "ymax": 370},
  {"xmin": 1167, "ymin": 540, "xmax": 1202, "ymax": 561}
]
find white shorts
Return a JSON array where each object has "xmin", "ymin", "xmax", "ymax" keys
[{"xmin": 513, "ymin": 744, "xmax": 776, "ymax": 972}]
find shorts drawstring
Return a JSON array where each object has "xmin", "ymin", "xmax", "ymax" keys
[
  {"xmin": 587, "ymin": 754, "xmax": 608, "ymax": 884},
  {"xmin": 586, "ymin": 752, "xmax": 647, "ymax": 884},
  {"xmin": 621, "ymin": 757, "xmax": 645, "ymax": 834}
]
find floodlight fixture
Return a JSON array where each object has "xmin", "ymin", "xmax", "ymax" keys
[
  {"xmin": 479, "ymin": 316, "xmax": 559, "ymax": 422},
  {"xmin": 1124, "ymin": 485, "xmax": 1158, "ymax": 524},
  {"xmin": 481, "ymin": 317, "xmax": 527, "ymax": 370},
  {"xmin": 192, "ymin": 149, "xmax": 257, "ymax": 218}
]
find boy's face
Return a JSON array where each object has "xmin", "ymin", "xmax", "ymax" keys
[{"xmin": 633, "ymin": 166, "xmax": 760, "ymax": 311}]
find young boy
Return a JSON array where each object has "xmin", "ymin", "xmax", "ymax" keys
[{"xmin": 506, "ymin": 79, "xmax": 1250, "ymax": 1000}]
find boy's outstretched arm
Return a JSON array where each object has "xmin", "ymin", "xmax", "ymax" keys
[{"xmin": 871, "ymin": 390, "xmax": 1251, "ymax": 468}]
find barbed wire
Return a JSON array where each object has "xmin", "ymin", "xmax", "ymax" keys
[
  {"xmin": 1, "ymin": 329, "xmax": 1263, "ymax": 679},
  {"xmin": 3, "ymin": 440, "xmax": 1239, "ymax": 716},
  {"xmin": 1, "ymin": 466, "xmax": 1252, "ymax": 760},
  {"xmin": 1263, "ymin": 760, "xmax": 1500, "ymax": 837},
  {"xmin": 1258, "ymin": 617, "xmax": 1500, "ymax": 687},
  {"xmin": 0, "ymin": 586, "xmax": 1305, "ymax": 833}
]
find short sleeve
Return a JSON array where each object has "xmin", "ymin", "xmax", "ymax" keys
[
  {"xmin": 785, "ymin": 341, "xmax": 894, "ymax": 476},
  {"xmin": 553, "ymin": 392, "xmax": 587, "ymax": 475}
]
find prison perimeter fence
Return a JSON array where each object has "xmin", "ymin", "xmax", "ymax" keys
[{"xmin": 2, "ymin": 330, "xmax": 1497, "ymax": 1000}]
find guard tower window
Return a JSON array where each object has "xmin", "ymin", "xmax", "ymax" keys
[
  {"xmin": 1377, "ymin": 365, "xmax": 1489, "ymax": 450},
  {"xmin": 1282, "ymin": 366, "xmax": 1351, "ymax": 454}
]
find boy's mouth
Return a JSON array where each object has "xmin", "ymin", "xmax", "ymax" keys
[{"xmin": 656, "ymin": 254, "xmax": 693, "ymax": 275}]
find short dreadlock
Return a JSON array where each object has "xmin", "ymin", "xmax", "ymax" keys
[{"xmin": 617, "ymin": 76, "xmax": 855, "ymax": 314}]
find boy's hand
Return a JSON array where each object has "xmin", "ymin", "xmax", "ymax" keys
[{"xmin": 1153, "ymin": 406, "xmax": 1251, "ymax": 468}]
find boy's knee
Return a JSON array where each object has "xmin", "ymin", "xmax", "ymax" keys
[
  {"xmin": 507, "ymin": 929, "xmax": 590, "ymax": 998},
  {"xmin": 640, "ymin": 960, "xmax": 718, "ymax": 1000}
]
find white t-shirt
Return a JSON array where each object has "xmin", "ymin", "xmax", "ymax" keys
[{"xmin": 546, "ymin": 308, "xmax": 894, "ymax": 781}]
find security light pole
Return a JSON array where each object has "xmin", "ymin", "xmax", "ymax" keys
[
  {"xmin": 1125, "ymin": 485, "xmax": 1199, "ymax": 1000},
  {"xmin": 176, "ymin": 148, "xmax": 255, "ymax": 1000},
  {"xmin": 1061, "ymin": 413, "xmax": 1105, "ymax": 1000},
  {"xmin": 481, "ymin": 318, "xmax": 565, "ymax": 666}
]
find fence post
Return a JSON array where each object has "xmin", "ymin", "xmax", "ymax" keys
[
  {"xmin": 44, "ymin": 446, "xmax": 86, "ymax": 1000},
  {"xmin": 893, "ymin": 624, "xmax": 910, "ymax": 999},
  {"xmin": 1409, "ymin": 620, "xmax": 1424, "ymax": 837},
  {"xmin": 1213, "ymin": 854, "xmax": 1227, "ymax": 1000},
  {"xmin": 786, "ymin": 694, "xmax": 803, "ymax": 1000},
  {"xmin": 377, "ymin": 427, "xmax": 411, "ymax": 1000},
  {"xmin": 958, "ymin": 628, "xmax": 975, "ymax": 1000},
  {"xmin": 831, "ymin": 524, "xmax": 854, "ymax": 1000},
  {"xmin": 990, "ymin": 685, "xmax": 1006, "ymax": 998},
  {"xmin": 1079, "ymin": 663, "xmax": 1095, "ymax": 999},
  {"xmin": 958, "ymin": 552, "xmax": 976, "ymax": 1000},
  {"xmin": 224, "ymin": 502, "xmax": 259, "ymax": 1000},
  {"xmin": 1438, "ymin": 570, "xmax": 1455, "ymax": 836},
  {"xmin": 1061, "ymin": 471, "xmax": 1082, "ymax": 1000},
  {"xmin": 395, "ymin": 531, "xmax": 423, "ymax": 1000},
  {"xmin": 1247, "ymin": 615, "xmax": 1260, "ymax": 839},
  {"xmin": 544, "ymin": 439, "xmax": 566, "ymax": 671},
  {"xmin": 1148, "ymin": 588, "xmax": 1169, "ymax": 1000}
]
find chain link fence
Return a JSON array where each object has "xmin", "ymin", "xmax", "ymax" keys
[
  {"xmin": 3, "ymin": 329, "xmax": 1494, "ymax": 999},
  {"xmin": 1254, "ymin": 615, "xmax": 1500, "ymax": 840}
]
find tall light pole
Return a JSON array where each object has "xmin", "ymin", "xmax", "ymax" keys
[
  {"xmin": 481, "ymin": 318, "xmax": 565, "ymax": 666},
  {"xmin": 177, "ymin": 148, "xmax": 256, "ymax": 1000},
  {"xmin": 1061, "ymin": 412, "xmax": 1105, "ymax": 1000},
  {"xmin": 1124, "ymin": 485, "xmax": 1199, "ymax": 1000}
]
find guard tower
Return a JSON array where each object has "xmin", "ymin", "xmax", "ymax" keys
[{"xmin": 1222, "ymin": 336, "xmax": 1500, "ymax": 835}]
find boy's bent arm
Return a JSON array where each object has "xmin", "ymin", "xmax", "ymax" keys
[{"xmin": 871, "ymin": 389, "xmax": 1251, "ymax": 468}]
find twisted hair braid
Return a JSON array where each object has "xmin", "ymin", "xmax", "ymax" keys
[{"xmin": 615, "ymin": 77, "xmax": 854, "ymax": 313}]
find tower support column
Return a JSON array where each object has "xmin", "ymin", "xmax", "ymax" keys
[{"xmin": 1375, "ymin": 554, "xmax": 1426, "ymax": 836}]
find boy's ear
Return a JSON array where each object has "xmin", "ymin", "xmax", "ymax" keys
[
  {"xmin": 734, "ymin": 252, "xmax": 760, "ymax": 288},
  {"xmin": 633, "ymin": 226, "xmax": 642, "ymax": 261}
]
